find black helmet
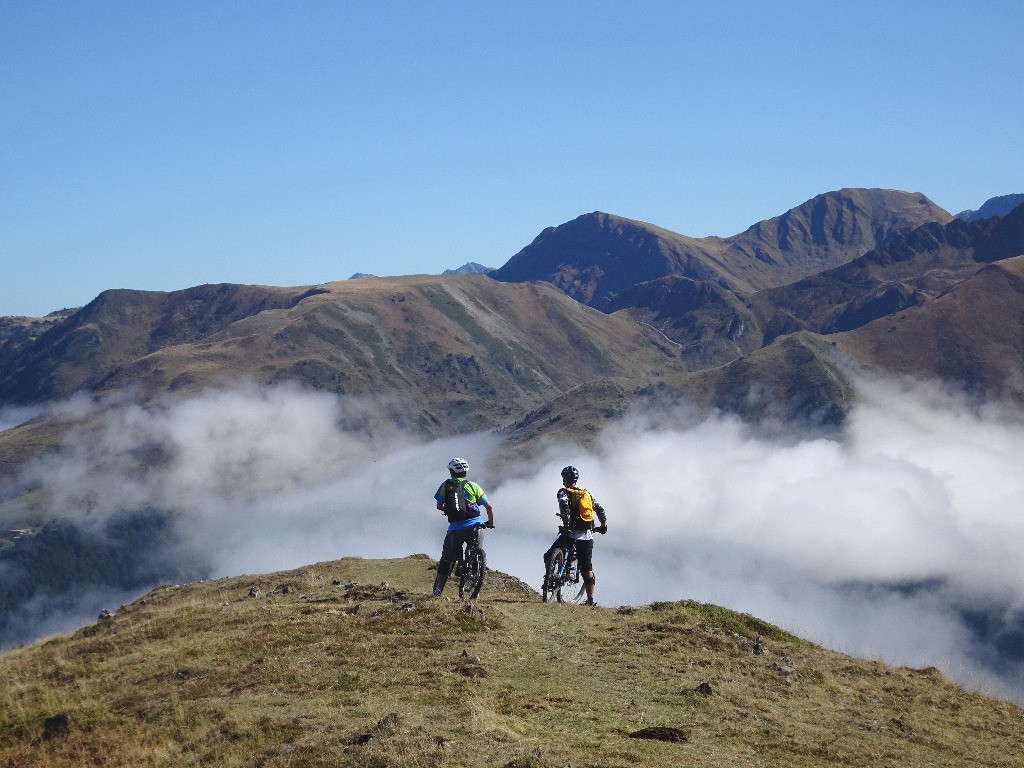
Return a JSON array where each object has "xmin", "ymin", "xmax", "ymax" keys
[{"xmin": 560, "ymin": 465, "xmax": 579, "ymax": 482}]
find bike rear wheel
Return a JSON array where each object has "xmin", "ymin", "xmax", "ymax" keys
[{"xmin": 459, "ymin": 545, "xmax": 486, "ymax": 600}]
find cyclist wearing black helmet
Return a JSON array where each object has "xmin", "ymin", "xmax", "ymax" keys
[
  {"xmin": 432, "ymin": 457, "xmax": 494, "ymax": 597},
  {"xmin": 544, "ymin": 465, "xmax": 607, "ymax": 606}
]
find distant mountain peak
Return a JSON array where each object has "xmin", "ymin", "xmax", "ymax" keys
[
  {"xmin": 955, "ymin": 194, "xmax": 1024, "ymax": 222},
  {"xmin": 443, "ymin": 262, "xmax": 495, "ymax": 275},
  {"xmin": 493, "ymin": 210, "xmax": 720, "ymax": 308}
]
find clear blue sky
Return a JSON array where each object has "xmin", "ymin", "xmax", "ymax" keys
[{"xmin": 2, "ymin": 1, "xmax": 1022, "ymax": 317}]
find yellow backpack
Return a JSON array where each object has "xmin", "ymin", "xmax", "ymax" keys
[{"xmin": 565, "ymin": 487, "xmax": 595, "ymax": 526}]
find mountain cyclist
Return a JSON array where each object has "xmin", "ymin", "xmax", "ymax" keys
[
  {"xmin": 543, "ymin": 465, "xmax": 607, "ymax": 606},
  {"xmin": 432, "ymin": 457, "xmax": 495, "ymax": 597}
]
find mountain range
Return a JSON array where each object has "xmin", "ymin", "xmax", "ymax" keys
[
  {"xmin": 3, "ymin": 187, "xmax": 1024, "ymax": 719},
  {"xmin": 4, "ymin": 189, "xmax": 1019, "ymax": 423},
  {"xmin": 494, "ymin": 189, "xmax": 953, "ymax": 305},
  {"xmin": 3, "ymin": 187, "xmax": 1024, "ymax": 483}
]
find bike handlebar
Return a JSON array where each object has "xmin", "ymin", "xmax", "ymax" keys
[{"xmin": 557, "ymin": 522, "xmax": 607, "ymax": 534}]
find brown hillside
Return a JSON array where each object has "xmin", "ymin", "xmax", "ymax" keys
[
  {"xmin": 753, "ymin": 216, "xmax": 998, "ymax": 343},
  {"xmin": 0, "ymin": 275, "xmax": 687, "ymax": 480},
  {"xmin": 492, "ymin": 212, "xmax": 730, "ymax": 308},
  {"xmin": 607, "ymin": 276, "xmax": 765, "ymax": 368},
  {"xmin": 603, "ymin": 204, "xmax": 1023, "ymax": 379},
  {"xmin": 95, "ymin": 274, "xmax": 684, "ymax": 432},
  {"xmin": 834, "ymin": 256, "xmax": 1024, "ymax": 399},
  {"xmin": 0, "ymin": 284, "xmax": 321, "ymax": 403},
  {"xmin": 723, "ymin": 188, "xmax": 953, "ymax": 289}
]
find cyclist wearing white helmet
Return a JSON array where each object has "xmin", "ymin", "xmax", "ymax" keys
[
  {"xmin": 432, "ymin": 457, "xmax": 495, "ymax": 597},
  {"xmin": 544, "ymin": 465, "xmax": 607, "ymax": 606}
]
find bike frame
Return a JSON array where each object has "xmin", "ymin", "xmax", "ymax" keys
[{"xmin": 556, "ymin": 541, "xmax": 576, "ymax": 581}]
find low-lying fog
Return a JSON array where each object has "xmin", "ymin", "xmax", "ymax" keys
[{"xmin": 3, "ymin": 372, "xmax": 1024, "ymax": 701}]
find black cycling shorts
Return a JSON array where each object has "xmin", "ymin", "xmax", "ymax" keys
[
  {"xmin": 574, "ymin": 538, "xmax": 594, "ymax": 573},
  {"xmin": 440, "ymin": 526, "xmax": 481, "ymax": 566}
]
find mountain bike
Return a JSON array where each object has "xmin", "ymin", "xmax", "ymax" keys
[
  {"xmin": 542, "ymin": 529, "xmax": 586, "ymax": 604},
  {"xmin": 455, "ymin": 523, "xmax": 488, "ymax": 600}
]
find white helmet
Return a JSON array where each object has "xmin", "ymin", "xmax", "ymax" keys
[{"xmin": 448, "ymin": 457, "xmax": 469, "ymax": 474}]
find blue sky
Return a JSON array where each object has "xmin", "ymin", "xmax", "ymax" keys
[{"xmin": 2, "ymin": 1, "xmax": 1022, "ymax": 317}]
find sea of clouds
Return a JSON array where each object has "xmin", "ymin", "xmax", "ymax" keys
[{"xmin": 3, "ymin": 373, "xmax": 1024, "ymax": 700}]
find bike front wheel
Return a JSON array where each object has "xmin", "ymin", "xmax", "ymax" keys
[
  {"xmin": 543, "ymin": 549, "xmax": 565, "ymax": 603},
  {"xmin": 459, "ymin": 546, "xmax": 486, "ymax": 600}
]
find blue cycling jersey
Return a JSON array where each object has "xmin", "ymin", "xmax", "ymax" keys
[{"xmin": 446, "ymin": 514, "xmax": 486, "ymax": 532}]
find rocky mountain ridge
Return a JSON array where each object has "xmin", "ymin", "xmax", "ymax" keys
[
  {"xmin": 956, "ymin": 193, "xmax": 1024, "ymax": 222},
  {"xmin": 493, "ymin": 189, "xmax": 953, "ymax": 308}
]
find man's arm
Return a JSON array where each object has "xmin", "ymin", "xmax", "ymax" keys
[
  {"xmin": 556, "ymin": 487, "xmax": 571, "ymax": 526},
  {"xmin": 468, "ymin": 483, "xmax": 495, "ymax": 526}
]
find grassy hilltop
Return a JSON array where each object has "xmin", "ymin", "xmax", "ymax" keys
[{"xmin": 2, "ymin": 556, "xmax": 1023, "ymax": 767}]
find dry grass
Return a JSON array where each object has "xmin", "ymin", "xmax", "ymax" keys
[{"xmin": 2, "ymin": 555, "xmax": 1023, "ymax": 767}]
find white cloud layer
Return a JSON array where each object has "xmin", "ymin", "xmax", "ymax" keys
[{"xmin": 6, "ymin": 373, "xmax": 1024, "ymax": 701}]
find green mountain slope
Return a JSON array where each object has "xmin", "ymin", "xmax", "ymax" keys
[
  {"xmin": 501, "ymin": 333, "xmax": 852, "ymax": 451},
  {"xmin": 2, "ymin": 556, "xmax": 1021, "ymax": 767}
]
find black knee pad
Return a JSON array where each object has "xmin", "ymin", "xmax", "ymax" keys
[{"xmin": 583, "ymin": 574, "xmax": 596, "ymax": 586}]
